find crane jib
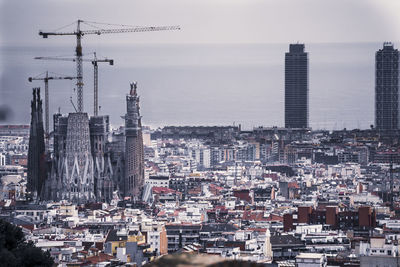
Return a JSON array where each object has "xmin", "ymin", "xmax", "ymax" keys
[{"xmin": 38, "ymin": 20, "xmax": 180, "ymax": 113}]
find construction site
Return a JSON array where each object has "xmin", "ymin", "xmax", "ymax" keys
[{"xmin": 27, "ymin": 20, "xmax": 180, "ymax": 203}]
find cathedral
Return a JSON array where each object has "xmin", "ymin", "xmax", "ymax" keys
[{"xmin": 27, "ymin": 83, "xmax": 145, "ymax": 203}]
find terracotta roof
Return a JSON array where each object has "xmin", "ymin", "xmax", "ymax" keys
[
  {"xmin": 267, "ymin": 214, "xmax": 283, "ymax": 222},
  {"xmin": 157, "ymin": 210, "xmax": 166, "ymax": 217},
  {"xmin": 152, "ymin": 187, "xmax": 177, "ymax": 194},
  {"xmin": 242, "ymin": 211, "xmax": 269, "ymax": 221},
  {"xmin": 83, "ymin": 253, "xmax": 114, "ymax": 265}
]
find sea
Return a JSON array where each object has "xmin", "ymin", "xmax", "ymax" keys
[{"xmin": 0, "ymin": 42, "xmax": 381, "ymax": 130}]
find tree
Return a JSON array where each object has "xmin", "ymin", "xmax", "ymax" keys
[{"xmin": 0, "ymin": 219, "xmax": 54, "ymax": 267}]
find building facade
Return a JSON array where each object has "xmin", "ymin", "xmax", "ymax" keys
[
  {"xmin": 51, "ymin": 112, "xmax": 96, "ymax": 202},
  {"xmin": 375, "ymin": 42, "xmax": 399, "ymax": 131},
  {"xmin": 89, "ymin": 115, "xmax": 113, "ymax": 202},
  {"xmin": 27, "ymin": 88, "xmax": 47, "ymax": 199},
  {"xmin": 38, "ymin": 83, "xmax": 146, "ymax": 203},
  {"xmin": 285, "ymin": 43, "xmax": 309, "ymax": 128},
  {"xmin": 124, "ymin": 82, "xmax": 145, "ymax": 199},
  {"xmin": 47, "ymin": 112, "xmax": 115, "ymax": 203}
]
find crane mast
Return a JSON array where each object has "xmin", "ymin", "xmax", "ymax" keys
[
  {"xmin": 93, "ymin": 58, "xmax": 98, "ymax": 116},
  {"xmin": 92, "ymin": 52, "xmax": 114, "ymax": 116},
  {"xmin": 35, "ymin": 53, "xmax": 114, "ymax": 116},
  {"xmin": 76, "ymin": 20, "xmax": 84, "ymax": 112},
  {"xmin": 39, "ymin": 20, "xmax": 180, "ymax": 113},
  {"xmin": 45, "ymin": 73, "xmax": 49, "ymax": 143}
]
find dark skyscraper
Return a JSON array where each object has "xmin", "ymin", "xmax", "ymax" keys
[
  {"xmin": 285, "ymin": 43, "xmax": 309, "ymax": 128},
  {"xmin": 375, "ymin": 42, "xmax": 399, "ymax": 131},
  {"xmin": 27, "ymin": 88, "xmax": 46, "ymax": 199},
  {"xmin": 124, "ymin": 82, "xmax": 145, "ymax": 199}
]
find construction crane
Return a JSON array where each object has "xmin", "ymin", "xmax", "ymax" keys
[
  {"xmin": 92, "ymin": 52, "xmax": 113, "ymax": 116},
  {"xmin": 28, "ymin": 71, "xmax": 76, "ymax": 148},
  {"xmin": 39, "ymin": 20, "xmax": 180, "ymax": 113},
  {"xmin": 35, "ymin": 53, "xmax": 114, "ymax": 116}
]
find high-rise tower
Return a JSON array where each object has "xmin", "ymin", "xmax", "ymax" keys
[
  {"xmin": 124, "ymin": 82, "xmax": 144, "ymax": 199},
  {"xmin": 375, "ymin": 42, "xmax": 399, "ymax": 131},
  {"xmin": 285, "ymin": 43, "xmax": 309, "ymax": 128},
  {"xmin": 27, "ymin": 88, "xmax": 47, "ymax": 199}
]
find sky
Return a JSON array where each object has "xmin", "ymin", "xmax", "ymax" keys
[
  {"xmin": 1, "ymin": 0, "xmax": 400, "ymax": 46},
  {"xmin": 1, "ymin": 0, "xmax": 400, "ymax": 130}
]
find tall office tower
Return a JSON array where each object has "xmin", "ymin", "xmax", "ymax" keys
[
  {"xmin": 375, "ymin": 42, "xmax": 399, "ymax": 131},
  {"xmin": 27, "ymin": 88, "xmax": 47, "ymax": 199},
  {"xmin": 124, "ymin": 82, "xmax": 145, "ymax": 199},
  {"xmin": 285, "ymin": 43, "xmax": 309, "ymax": 128}
]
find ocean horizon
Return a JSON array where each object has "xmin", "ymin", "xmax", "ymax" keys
[{"xmin": 0, "ymin": 42, "xmax": 384, "ymax": 131}]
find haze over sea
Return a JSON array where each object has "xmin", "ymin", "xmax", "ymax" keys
[{"xmin": 0, "ymin": 42, "xmax": 380, "ymax": 130}]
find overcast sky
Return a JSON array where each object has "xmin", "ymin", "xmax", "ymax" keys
[
  {"xmin": 1, "ymin": 0, "xmax": 400, "ymax": 129},
  {"xmin": 1, "ymin": 0, "xmax": 400, "ymax": 46}
]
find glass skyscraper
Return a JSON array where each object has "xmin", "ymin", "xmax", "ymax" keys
[
  {"xmin": 375, "ymin": 42, "xmax": 399, "ymax": 131},
  {"xmin": 285, "ymin": 43, "xmax": 309, "ymax": 128}
]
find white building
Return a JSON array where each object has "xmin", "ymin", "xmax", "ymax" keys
[
  {"xmin": 296, "ymin": 253, "xmax": 327, "ymax": 267},
  {"xmin": 191, "ymin": 147, "xmax": 211, "ymax": 169},
  {"xmin": 359, "ymin": 237, "xmax": 399, "ymax": 257},
  {"xmin": 0, "ymin": 165, "xmax": 24, "ymax": 178},
  {"xmin": 145, "ymin": 175, "xmax": 170, "ymax": 188}
]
